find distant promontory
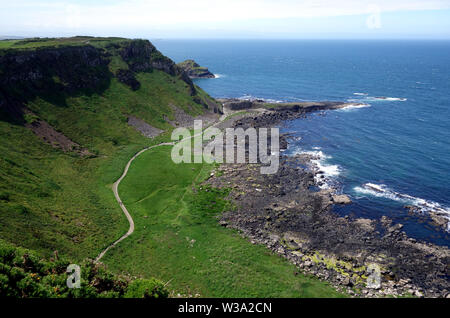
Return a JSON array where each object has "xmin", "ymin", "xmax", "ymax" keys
[{"xmin": 177, "ymin": 59, "xmax": 215, "ymax": 79}]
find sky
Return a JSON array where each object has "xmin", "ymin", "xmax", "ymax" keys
[{"xmin": 1, "ymin": 0, "xmax": 450, "ymax": 39}]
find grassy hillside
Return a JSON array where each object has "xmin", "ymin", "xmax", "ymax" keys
[
  {"xmin": 0, "ymin": 37, "xmax": 344, "ymax": 298},
  {"xmin": 0, "ymin": 37, "xmax": 217, "ymax": 261}
]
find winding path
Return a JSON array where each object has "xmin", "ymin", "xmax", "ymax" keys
[
  {"xmin": 94, "ymin": 114, "xmax": 229, "ymax": 263},
  {"xmin": 95, "ymin": 142, "xmax": 175, "ymax": 263}
]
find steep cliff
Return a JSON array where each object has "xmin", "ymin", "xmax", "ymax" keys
[{"xmin": 0, "ymin": 37, "xmax": 220, "ymax": 123}]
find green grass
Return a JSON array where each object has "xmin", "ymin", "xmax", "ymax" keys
[
  {"xmin": 0, "ymin": 68, "xmax": 209, "ymax": 261},
  {"xmin": 0, "ymin": 38, "xmax": 344, "ymax": 297},
  {"xmin": 0, "ymin": 40, "xmax": 20, "ymax": 49},
  {"xmin": 102, "ymin": 146, "xmax": 345, "ymax": 297},
  {"xmin": 0, "ymin": 37, "xmax": 129, "ymax": 50},
  {"xmin": 0, "ymin": 239, "xmax": 168, "ymax": 298}
]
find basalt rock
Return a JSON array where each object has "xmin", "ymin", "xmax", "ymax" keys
[
  {"xmin": 0, "ymin": 45, "xmax": 112, "ymax": 122},
  {"xmin": 206, "ymin": 108, "xmax": 450, "ymax": 298},
  {"xmin": 116, "ymin": 69, "xmax": 140, "ymax": 90},
  {"xmin": 177, "ymin": 59, "xmax": 215, "ymax": 79}
]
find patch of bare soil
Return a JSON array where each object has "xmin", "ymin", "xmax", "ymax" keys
[
  {"xmin": 165, "ymin": 104, "xmax": 219, "ymax": 128},
  {"xmin": 127, "ymin": 116, "xmax": 164, "ymax": 138},
  {"xmin": 26, "ymin": 119, "xmax": 92, "ymax": 156}
]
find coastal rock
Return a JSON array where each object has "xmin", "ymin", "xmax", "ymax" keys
[
  {"xmin": 177, "ymin": 59, "xmax": 215, "ymax": 79},
  {"xmin": 332, "ymin": 194, "xmax": 352, "ymax": 205},
  {"xmin": 354, "ymin": 218, "xmax": 375, "ymax": 231},
  {"xmin": 223, "ymin": 99, "xmax": 254, "ymax": 111},
  {"xmin": 205, "ymin": 103, "xmax": 450, "ymax": 298}
]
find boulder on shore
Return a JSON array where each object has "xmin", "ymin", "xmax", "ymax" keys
[{"xmin": 332, "ymin": 194, "xmax": 352, "ymax": 205}]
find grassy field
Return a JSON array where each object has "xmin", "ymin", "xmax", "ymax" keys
[
  {"xmin": 102, "ymin": 146, "xmax": 345, "ymax": 297},
  {"xmin": 0, "ymin": 68, "xmax": 209, "ymax": 261},
  {"xmin": 0, "ymin": 37, "xmax": 129, "ymax": 50}
]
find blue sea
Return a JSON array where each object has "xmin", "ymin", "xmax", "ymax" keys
[{"xmin": 154, "ymin": 39, "xmax": 450, "ymax": 246}]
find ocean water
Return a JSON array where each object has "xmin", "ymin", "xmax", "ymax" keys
[{"xmin": 155, "ymin": 39, "xmax": 450, "ymax": 245}]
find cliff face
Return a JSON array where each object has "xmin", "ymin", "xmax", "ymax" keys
[
  {"xmin": 0, "ymin": 45, "xmax": 111, "ymax": 121},
  {"xmin": 177, "ymin": 59, "xmax": 215, "ymax": 79},
  {"xmin": 0, "ymin": 38, "xmax": 204, "ymax": 123},
  {"xmin": 118, "ymin": 40, "xmax": 197, "ymax": 95}
]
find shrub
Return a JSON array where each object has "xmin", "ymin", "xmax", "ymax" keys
[
  {"xmin": 124, "ymin": 278, "xmax": 168, "ymax": 299},
  {"xmin": 0, "ymin": 240, "xmax": 166, "ymax": 298},
  {"xmin": 0, "ymin": 192, "xmax": 10, "ymax": 201}
]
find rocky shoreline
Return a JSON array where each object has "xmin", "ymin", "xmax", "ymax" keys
[{"xmin": 206, "ymin": 103, "xmax": 450, "ymax": 298}]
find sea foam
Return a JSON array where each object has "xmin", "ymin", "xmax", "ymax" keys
[
  {"xmin": 293, "ymin": 148, "xmax": 341, "ymax": 189},
  {"xmin": 354, "ymin": 183, "xmax": 450, "ymax": 231},
  {"xmin": 338, "ymin": 103, "xmax": 371, "ymax": 111},
  {"xmin": 367, "ymin": 97, "xmax": 407, "ymax": 102},
  {"xmin": 238, "ymin": 95, "xmax": 283, "ymax": 103}
]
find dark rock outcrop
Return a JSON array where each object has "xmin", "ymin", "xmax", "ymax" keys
[
  {"xmin": 119, "ymin": 41, "xmax": 197, "ymax": 96},
  {"xmin": 177, "ymin": 59, "xmax": 215, "ymax": 79},
  {"xmin": 116, "ymin": 69, "xmax": 140, "ymax": 90},
  {"xmin": 0, "ymin": 45, "xmax": 111, "ymax": 122},
  {"xmin": 0, "ymin": 39, "xmax": 207, "ymax": 123}
]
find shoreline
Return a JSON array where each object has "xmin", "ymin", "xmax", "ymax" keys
[
  {"xmin": 216, "ymin": 97, "xmax": 450, "ymax": 231},
  {"xmin": 206, "ymin": 102, "xmax": 450, "ymax": 298}
]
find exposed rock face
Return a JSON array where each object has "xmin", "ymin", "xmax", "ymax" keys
[
  {"xmin": 127, "ymin": 116, "xmax": 163, "ymax": 138},
  {"xmin": 116, "ymin": 69, "xmax": 140, "ymax": 91},
  {"xmin": 119, "ymin": 39, "xmax": 155, "ymax": 72},
  {"xmin": 177, "ymin": 59, "xmax": 215, "ymax": 79},
  {"xmin": 223, "ymin": 100, "xmax": 255, "ymax": 110},
  {"xmin": 25, "ymin": 114, "xmax": 91, "ymax": 156},
  {"xmin": 0, "ymin": 45, "xmax": 110, "ymax": 91},
  {"xmin": 0, "ymin": 45, "xmax": 111, "ymax": 122},
  {"xmin": 119, "ymin": 40, "xmax": 197, "ymax": 96},
  {"xmin": 0, "ymin": 39, "xmax": 208, "ymax": 123}
]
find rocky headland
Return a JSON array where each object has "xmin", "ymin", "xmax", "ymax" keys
[{"xmin": 177, "ymin": 59, "xmax": 216, "ymax": 79}]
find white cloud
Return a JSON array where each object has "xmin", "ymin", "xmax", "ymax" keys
[
  {"xmin": 1, "ymin": 0, "xmax": 450, "ymax": 29},
  {"xmin": 0, "ymin": 0, "xmax": 449, "ymax": 38}
]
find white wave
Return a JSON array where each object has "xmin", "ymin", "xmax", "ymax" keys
[
  {"xmin": 354, "ymin": 183, "xmax": 450, "ymax": 231},
  {"xmin": 237, "ymin": 95, "xmax": 284, "ymax": 103},
  {"xmin": 338, "ymin": 103, "xmax": 371, "ymax": 111},
  {"xmin": 367, "ymin": 97, "xmax": 407, "ymax": 102},
  {"xmin": 293, "ymin": 149, "xmax": 341, "ymax": 189},
  {"xmin": 350, "ymin": 95, "xmax": 407, "ymax": 103},
  {"xmin": 214, "ymin": 73, "xmax": 225, "ymax": 78}
]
